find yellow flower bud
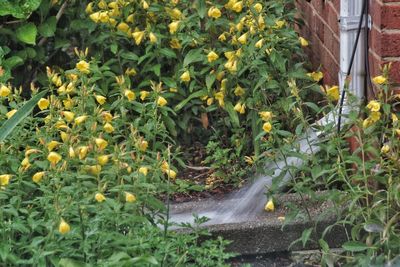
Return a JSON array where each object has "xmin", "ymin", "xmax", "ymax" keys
[
  {"xmin": 58, "ymin": 219, "xmax": 70, "ymax": 234},
  {"xmin": 325, "ymin": 85, "xmax": 339, "ymax": 101},
  {"xmin": 103, "ymin": 122, "xmax": 114, "ymax": 133},
  {"xmin": 125, "ymin": 192, "xmax": 136, "ymax": 203},
  {"xmin": 76, "ymin": 60, "xmax": 90, "ymax": 74},
  {"xmin": 180, "ymin": 71, "xmax": 190, "ymax": 82},
  {"xmin": 264, "ymin": 198, "xmax": 275, "ymax": 212},
  {"xmin": 124, "ymin": 89, "xmax": 136, "ymax": 101},
  {"xmin": 207, "ymin": 97, "xmax": 214, "ymax": 106},
  {"xmin": 117, "ymin": 22, "xmax": 130, "ymax": 33},
  {"xmin": 6, "ymin": 109, "xmax": 17, "ymax": 119},
  {"xmin": 62, "ymin": 111, "xmax": 75, "ymax": 123},
  {"xmin": 95, "ymin": 193, "xmax": 106, "ymax": 202},
  {"xmin": 232, "ymin": 1, "xmax": 243, "ymax": 12},
  {"xmin": 234, "ymin": 85, "xmax": 245, "ymax": 96},
  {"xmin": 32, "ymin": 171, "xmax": 45, "ymax": 183},
  {"xmin": 381, "ymin": 145, "xmax": 390, "ymax": 154},
  {"xmin": 85, "ymin": 2, "xmax": 93, "ymax": 14},
  {"xmin": 21, "ymin": 157, "xmax": 30, "ymax": 167},
  {"xmin": 87, "ymin": 165, "xmax": 102, "ymax": 175},
  {"xmin": 47, "ymin": 152, "xmax": 62, "ymax": 165},
  {"xmin": 275, "ymin": 20, "xmax": 285, "ymax": 29},
  {"xmin": 218, "ymin": 32, "xmax": 227, "ymax": 42},
  {"xmin": 78, "ymin": 146, "xmax": 89, "ymax": 160},
  {"xmin": 166, "ymin": 169, "xmax": 177, "ymax": 180},
  {"xmin": 207, "ymin": 51, "xmax": 219, "ymax": 63},
  {"xmin": 132, "ymin": 31, "xmax": 145, "ymax": 45},
  {"xmin": 255, "ymin": 39, "xmax": 263, "ymax": 48},
  {"xmin": 98, "ymin": 155, "xmax": 109, "ymax": 165},
  {"xmin": 102, "ymin": 112, "xmax": 113, "ymax": 122},
  {"xmin": 74, "ymin": 115, "xmax": 88, "ymax": 125},
  {"xmin": 47, "ymin": 141, "xmax": 60, "ymax": 151},
  {"xmin": 126, "ymin": 14, "xmax": 134, "ymax": 23},
  {"xmin": 140, "ymin": 90, "xmax": 150, "ymax": 101},
  {"xmin": 170, "ymin": 8, "xmax": 182, "ymax": 19},
  {"xmin": 157, "ymin": 96, "xmax": 168, "ymax": 107},
  {"xmin": 95, "ymin": 95, "xmax": 107, "ymax": 105},
  {"xmin": 142, "ymin": 0, "xmax": 149, "ymax": 9},
  {"xmin": 0, "ymin": 84, "xmax": 11, "ymax": 97},
  {"xmin": 149, "ymin": 32, "xmax": 157, "ymax": 43},
  {"xmin": 307, "ymin": 71, "xmax": 323, "ymax": 82},
  {"xmin": 238, "ymin": 32, "xmax": 247, "ymax": 45},
  {"xmin": 169, "ymin": 38, "xmax": 182, "ymax": 49},
  {"xmin": 299, "ymin": 37, "xmax": 309, "ymax": 47},
  {"xmin": 259, "ymin": 111, "xmax": 272, "ymax": 121},
  {"xmin": 37, "ymin": 98, "xmax": 50, "ymax": 111},
  {"xmin": 69, "ymin": 146, "xmax": 75, "ymax": 158},
  {"xmin": 168, "ymin": 21, "xmax": 180, "ymax": 34}
]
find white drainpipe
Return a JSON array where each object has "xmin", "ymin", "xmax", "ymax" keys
[{"xmin": 339, "ymin": 0, "xmax": 367, "ymax": 100}]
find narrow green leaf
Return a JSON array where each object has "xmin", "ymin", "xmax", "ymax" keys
[
  {"xmin": 342, "ymin": 241, "xmax": 370, "ymax": 252},
  {"xmin": 183, "ymin": 49, "xmax": 203, "ymax": 67},
  {"xmin": 174, "ymin": 90, "xmax": 206, "ymax": 111},
  {"xmin": 224, "ymin": 101, "xmax": 240, "ymax": 128},
  {"xmin": 301, "ymin": 228, "xmax": 313, "ymax": 248},
  {"xmin": 0, "ymin": 90, "xmax": 47, "ymax": 142}
]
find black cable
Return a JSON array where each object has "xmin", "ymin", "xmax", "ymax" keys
[
  {"xmin": 365, "ymin": 0, "xmax": 374, "ymax": 98},
  {"xmin": 337, "ymin": 0, "xmax": 367, "ymax": 133}
]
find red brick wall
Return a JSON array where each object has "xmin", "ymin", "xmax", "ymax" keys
[
  {"xmin": 296, "ymin": 0, "xmax": 400, "ymax": 90},
  {"xmin": 369, "ymin": 0, "xmax": 400, "ymax": 88},
  {"xmin": 296, "ymin": 0, "xmax": 341, "ymax": 86}
]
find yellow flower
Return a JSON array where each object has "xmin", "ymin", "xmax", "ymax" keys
[
  {"xmin": 126, "ymin": 14, "xmax": 134, "ymax": 23},
  {"xmin": 95, "ymin": 95, "xmax": 107, "ymax": 105},
  {"xmin": 132, "ymin": 31, "xmax": 145, "ymax": 45},
  {"xmin": 168, "ymin": 21, "xmax": 180, "ymax": 34},
  {"xmin": 0, "ymin": 174, "xmax": 11, "ymax": 186},
  {"xmin": 63, "ymin": 98, "xmax": 73, "ymax": 109},
  {"xmin": 169, "ymin": 38, "xmax": 182, "ymax": 49},
  {"xmin": 103, "ymin": 122, "xmax": 114, "ymax": 133},
  {"xmin": 253, "ymin": 3, "xmax": 262, "ymax": 12},
  {"xmin": 238, "ymin": 32, "xmax": 247, "ymax": 45},
  {"xmin": 78, "ymin": 146, "xmax": 89, "ymax": 160},
  {"xmin": 166, "ymin": 169, "xmax": 177, "ymax": 180},
  {"xmin": 95, "ymin": 138, "xmax": 108, "ymax": 151},
  {"xmin": 275, "ymin": 20, "xmax": 285, "ymax": 29},
  {"xmin": 392, "ymin": 113, "xmax": 398, "ymax": 124},
  {"xmin": 0, "ymin": 84, "xmax": 11, "ymax": 97},
  {"xmin": 259, "ymin": 111, "xmax": 272, "ymax": 121},
  {"xmin": 224, "ymin": 60, "xmax": 238, "ymax": 73},
  {"xmin": 208, "ymin": 7, "xmax": 222, "ymax": 18},
  {"xmin": 216, "ymin": 71, "xmax": 225, "ymax": 81},
  {"xmin": 180, "ymin": 71, "xmax": 190, "ymax": 82},
  {"xmin": 124, "ymin": 89, "xmax": 136, "ymax": 101},
  {"xmin": 299, "ymin": 37, "xmax": 309, "ymax": 47},
  {"xmin": 168, "ymin": 8, "xmax": 182, "ymax": 19},
  {"xmin": 363, "ymin": 118, "xmax": 372, "ymax": 128},
  {"xmin": 102, "ymin": 112, "xmax": 113, "ymax": 122},
  {"xmin": 264, "ymin": 198, "xmax": 275, "ymax": 212},
  {"xmin": 218, "ymin": 32, "xmax": 227, "ymax": 42},
  {"xmin": 232, "ymin": 1, "xmax": 243, "ymax": 12},
  {"xmin": 47, "ymin": 152, "xmax": 62, "ymax": 165},
  {"xmin": 85, "ymin": 2, "xmax": 93, "ymax": 13},
  {"xmin": 98, "ymin": 155, "xmax": 109, "ymax": 165},
  {"xmin": 58, "ymin": 220, "xmax": 70, "ymax": 234},
  {"xmin": 214, "ymin": 92, "xmax": 225, "ymax": 107},
  {"xmin": 244, "ymin": 155, "xmax": 255, "ymax": 165},
  {"xmin": 207, "ymin": 51, "xmax": 219, "ymax": 63},
  {"xmin": 326, "ymin": 85, "xmax": 339, "ymax": 101},
  {"xmin": 6, "ymin": 109, "xmax": 17, "ymax": 119},
  {"xmin": 234, "ymin": 85, "xmax": 245, "ymax": 96},
  {"xmin": 138, "ymin": 166, "xmax": 148, "ymax": 176},
  {"xmin": 32, "ymin": 171, "xmax": 45, "ymax": 183},
  {"xmin": 139, "ymin": 140, "xmax": 148, "ymax": 152},
  {"xmin": 207, "ymin": 97, "xmax": 214, "ymax": 106},
  {"xmin": 307, "ymin": 71, "xmax": 323, "ymax": 82},
  {"xmin": 95, "ymin": 193, "xmax": 106, "ymax": 202},
  {"xmin": 62, "ymin": 111, "xmax": 75, "ymax": 122},
  {"xmin": 117, "ymin": 22, "xmax": 130, "ymax": 33},
  {"xmin": 47, "ymin": 141, "xmax": 60, "ymax": 151},
  {"xmin": 125, "ymin": 192, "xmax": 137, "ymax": 203},
  {"xmin": 86, "ymin": 164, "xmax": 102, "ymax": 175},
  {"xmin": 149, "ymin": 32, "xmax": 157, "ymax": 43},
  {"xmin": 125, "ymin": 68, "xmax": 137, "ymax": 76},
  {"xmin": 76, "ymin": 60, "xmax": 90, "ymax": 74},
  {"xmin": 37, "ymin": 97, "xmax": 49, "ymax": 111},
  {"xmin": 157, "ymin": 96, "xmax": 168, "ymax": 107},
  {"xmin": 258, "ymin": 15, "xmax": 265, "ymax": 29},
  {"xmin": 370, "ymin": 111, "xmax": 381, "ymax": 122},
  {"xmin": 74, "ymin": 115, "xmax": 88, "ymax": 125},
  {"xmin": 367, "ymin": 100, "xmax": 380, "ymax": 112},
  {"xmin": 255, "ymin": 39, "xmax": 263, "ymax": 48},
  {"xmin": 98, "ymin": 0, "xmax": 107, "ymax": 9},
  {"xmin": 234, "ymin": 102, "xmax": 246, "ymax": 114},
  {"xmin": 89, "ymin": 12, "xmax": 101, "ymax": 23},
  {"xmin": 161, "ymin": 161, "xmax": 169, "ymax": 172},
  {"xmin": 372, "ymin": 75, "xmax": 387, "ymax": 85},
  {"xmin": 60, "ymin": 132, "xmax": 69, "ymax": 142},
  {"xmin": 21, "ymin": 157, "xmax": 30, "ymax": 168},
  {"xmin": 142, "ymin": 0, "xmax": 149, "ymax": 9},
  {"xmin": 69, "ymin": 146, "xmax": 76, "ymax": 158},
  {"xmin": 263, "ymin": 122, "xmax": 272, "ymax": 133},
  {"xmin": 139, "ymin": 91, "xmax": 150, "ymax": 101},
  {"xmin": 381, "ymin": 145, "xmax": 390, "ymax": 154}
]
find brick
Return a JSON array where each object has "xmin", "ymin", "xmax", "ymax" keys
[
  {"xmin": 370, "ymin": 27, "xmax": 400, "ymax": 58},
  {"xmin": 370, "ymin": 1, "xmax": 400, "ymax": 30}
]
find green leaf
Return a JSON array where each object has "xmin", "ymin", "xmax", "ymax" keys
[
  {"xmin": 342, "ymin": 241, "xmax": 370, "ymax": 252},
  {"xmin": 319, "ymin": 239, "xmax": 330, "ymax": 253},
  {"xmin": 0, "ymin": 0, "xmax": 41, "ymax": 18},
  {"xmin": 151, "ymin": 64, "xmax": 161, "ymax": 76},
  {"xmin": 16, "ymin": 23, "xmax": 37, "ymax": 45},
  {"xmin": 38, "ymin": 16, "xmax": 57, "ymax": 37},
  {"xmin": 301, "ymin": 228, "xmax": 313, "ymax": 248},
  {"xmin": 205, "ymin": 74, "xmax": 215, "ymax": 90},
  {"xmin": 174, "ymin": 90, "xmax": 206, "ymax": 111},
  {"xmin": 195, "ymin": 0, "xmax": 206, "ymax": 18},
  {"xmin": 120, "ymin": 52, "xmax": 138, "ymax": 61},
  {"xmin": 183, "ymin": 49, "xmax": 203, "ymax": 67},
  {"xmin": 59, "ymin": 258, "xmax": 87, "ymax": 267},
  {"xmin": 4, "ymin": 56, "xmax": 24, "ymax": 68},
  {"xmin": 159, "ymin": 48, "xmax": 176, "ymax": 58},
  {"xmin": 131, "ymin": 255, "xmax": 158, "ymax": 265},
  {"xmin": 224, "ymin": 101, "xmax": 240, "ymax": 128},
  {"xmin": 0, "ymin": 90, "xmax": 47, "ymax": 142}
]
